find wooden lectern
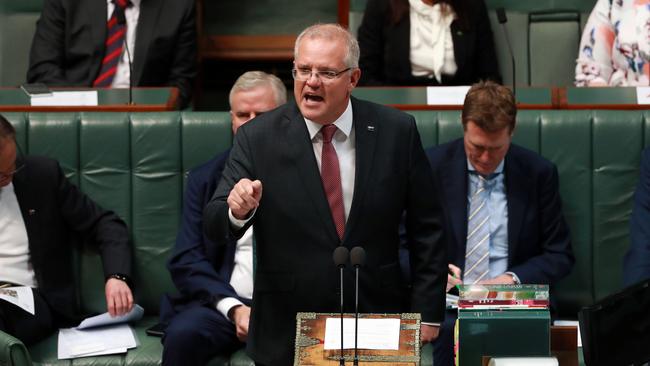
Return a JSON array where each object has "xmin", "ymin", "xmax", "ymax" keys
[{"xmin": 294, "ymin": 313, "xmax": 421, "ymax": 366}]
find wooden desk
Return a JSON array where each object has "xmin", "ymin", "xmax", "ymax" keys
[{"xmin": 0, "ymin": 87, "xmax": 178, "ymax": 112}]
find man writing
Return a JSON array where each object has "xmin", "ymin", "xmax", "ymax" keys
[
  {"xmin": 204, "ymin": 23, "xmax": 447, "ymax": 365},
  {"xmin": 426, "ymin": 81, "xmax": 574, "ymax": 366},
  {"xmin": 161, "ymin": 71, "xmax": 287, "ymax": 366}
]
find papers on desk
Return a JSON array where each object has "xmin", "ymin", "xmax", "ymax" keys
[
  {"xmin": 30, "ymin": 91, "xmax": 98, "ymax": 106},
  {"xmin": 637, "ymin": 87, "xmax": 650, "ymax": 104},
  {"xmin": 426, "ymin": 86, "xmax": 470, "ymax": 105},
  {"xmin": 57, "ymin": 304, "xmax": 143, "ymax": 359},
  {"xmin": 0, "ymin": 286, "xmax": 34, "ymax": 315},
  {"xmin": 446, "ymin": 293, "xmax": 459, "ymax": 309},
  {"xmin": 323, "ymin": 317, "xmax": 400, "ymax": 350}
]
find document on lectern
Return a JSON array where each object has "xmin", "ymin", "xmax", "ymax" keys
[{"xmin": 323, "ymin": 317, "xmax": 400, "ymax": 350}]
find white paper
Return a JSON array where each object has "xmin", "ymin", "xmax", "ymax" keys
[
  {"xmin": 323, "ymin": 318, "xmax": 400, "ymax": 350},
  {"xmin": 488, "ymin": 357, "xmax": 558, "ymax": 366},
  {"xmin": 637, "ymin": 87, "xmax": 650, "ymax": 104},
  {"xmin": 77, "ymin": 304, "xmax": 144, "ymax": 329},
  {"xmin": 0, "ymin": 286, "xmax": 35, "ymax": 315},
  {"xmin": 446, "ymin": 293, "xmax": 459, "ymax": 309},
  {"xmin": 30, "ymin": 91, "xmax": 98, "ymax": 106},
  {"xmin": 553, "ymin": 320, "xmax": 582, "ymax": 347},
  {"xmin": 58, "ymin": 324, "xmax": 136, "ymax": 359},
  {"xmin": 426, "ymin": 86, "xmax": 470, "ymax": 105}
]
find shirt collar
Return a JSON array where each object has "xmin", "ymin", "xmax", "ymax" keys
[
  {"xmin": 304, "ymin": 100, "xmax": 353, "ymax": 141},
  {"xmin": 467, "ymin": 158, "xmax": 504, "ymax": 179}
]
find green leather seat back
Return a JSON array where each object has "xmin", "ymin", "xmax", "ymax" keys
[
  {"xmin": 529, "ymin": 12, "xmax": 581, "ymax": 86},
  {"xmin": 0, "ymin": 1, "xmax": 42, "ymax": 87}
]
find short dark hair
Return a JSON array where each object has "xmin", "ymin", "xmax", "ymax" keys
[
  {"xmin": 462, "ymin": 81, "xmax": 516, "ymax": 133},
  {"xmin": 0, "ymin": 114, "xmax": 16, "ymax": 140}
]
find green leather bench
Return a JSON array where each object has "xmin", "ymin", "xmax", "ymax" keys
[
  {"xmin": 0, "ymin": 1, "xmax": 42, "ymax": 87},
  {"xmin": 0, "ymin": 109, "xmax": 644, "ymax": 365}
]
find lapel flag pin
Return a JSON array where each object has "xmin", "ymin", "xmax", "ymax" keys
[
  {"xmin": 28, "ymin": 209, "xmax": 36, "ymax": 215},
  {"xmin": 367, "ymin": 126, "xmax": 375, "ymax": 132}
]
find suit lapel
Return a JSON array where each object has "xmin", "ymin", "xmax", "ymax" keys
[
  {"xmin": 284, "ymin": 104, "xmax": 340, "ymax": 244},
  {"xmin": 451, "ymin": 21, "xmax": 467, "ymax": 79},
  {"xmin": 11, "ymin": 157, "xmax": 41, "ymax": 264},
  {"xmin": 440, "ymin": 140, "xmax": 469, "ymax": 267},
  {"xmin": 133, "ymin": 0, "xmax": 162, "ymax": 84},
  {"xmin": 343, "ymin": 98, "xmax": 377, "ymax": 244},
  {"xmin": 505, "ymin": 149, "xmax": 530, "ymax": 263}
]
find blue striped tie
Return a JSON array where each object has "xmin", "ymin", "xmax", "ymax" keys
[{"xmin": 464, "ymin": 175, "xmax": 491, "ymax": 284}]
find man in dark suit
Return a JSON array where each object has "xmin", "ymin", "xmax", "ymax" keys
[
  {"xmin": 204, "ymin": 23, "xmax": 448, "ymax": 365},
  {"xmin": 27, "ymin": 0, "xmax": 196, "ymax": 108},
  {"xmin": 426, "ymin": 81, "xmax": 574, "ymax": 366},
  {"xmin": 624, "ymin": 148, "xmax": 650, "ymax": 285},
  {"xmin": 0, "ymin": 115, "xmax": 133, "ymax": 346},
  {"xmin": 160, "ymin": 71, "xmax": 287, "ymax": 366}
]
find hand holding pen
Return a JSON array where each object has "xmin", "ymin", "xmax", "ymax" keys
[{"xmin": 447, "ymin": 264, "xmax": 463, "ymax": 293}]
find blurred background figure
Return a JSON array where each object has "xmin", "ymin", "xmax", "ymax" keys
[
  {"xmin": 576, "ymin": 0, "xmax": 650, "ymax": 86},
  {"xmin": 357, "ymin": 0, "xmax": 501, "ymax": 86}
]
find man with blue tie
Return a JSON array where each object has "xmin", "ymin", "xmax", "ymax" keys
[
  {"xmin": 425, "ymin": 81, "xmax": 575, "ymax": 366},
  {"xmin": 160, "ymin": 71, "xmax": 287, "ymax": 366}
]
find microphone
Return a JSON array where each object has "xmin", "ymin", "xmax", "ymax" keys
[
  {"xmin": 496, "ymin": 7, "xmax": 516, "ymax": 98},
  {"xmin": 350, "ymin": 246, "xmax": 366, "ymax": 366},
  {"xmin": 333, "ymin": 246, "xmax": 350, "ymax": 366},
  {"xmin": 115, "ymin": 6, "xmax": 134, "ymax": 105}
]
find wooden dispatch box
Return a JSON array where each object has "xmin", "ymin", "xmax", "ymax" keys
[{"xmin": 294, "ymin": 312, "xmax": 421, "ymax": 365}]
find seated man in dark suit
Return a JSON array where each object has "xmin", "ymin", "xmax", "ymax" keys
[
  {"xmin": 27, "ymin": 0, "xmax": 196, "ymax": 108},
  {"xmin": 0, "ymin": 115, "xmax": 133, "ymax": 345},
  {"xmin": 160, "ymin": 71, "xmax": 287, "ymax": 366},
  {"xmin": 624, "ymin": 147, "xmax": 650, "ymax": 285},
  {"xmin": 425, "ymin": 81, "xmax": 575, "ymax": 366}
]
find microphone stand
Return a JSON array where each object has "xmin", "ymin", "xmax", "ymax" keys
[{"xmin": 332, "ymin": 246, "xmax": 349, "ymax": 365}]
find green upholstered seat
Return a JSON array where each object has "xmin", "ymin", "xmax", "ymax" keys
[
  {"xmin": 1, "ymin": 108, "xmax": 644, "ymax": 365},
  {"xmin": 0, "ymin": 1, "xmax": 43, "ymax": 87}
]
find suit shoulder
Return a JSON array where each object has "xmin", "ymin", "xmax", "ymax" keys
[
  {"xmin": 188, "ymin": 151, "xmax": 230, "ymax": 185},
  {"xmin": 25, "ymin": 155, "xmax": 60, "ymax": 173},
  {"xmin": 425, "ymin": 139, "xmax": 463, "ymax": 167}
]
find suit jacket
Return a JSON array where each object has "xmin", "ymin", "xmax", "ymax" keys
[
  {"xmin": 426, "ymin": 139, "xmax": 574, "ymax": 285},
  {"xmin": 27, "ymin": 0, "xmax": 196, "ymax": 108},
  {"xmin": 357, "ymin": 0, "xmax": 500, "ymax": 86},
  {"xmin": 204, "ymin": 98, "xmax": 447, "ymax": 365},
  {"xmin": 160, "ymin": 149, "xmax": 251, "ymax": 324},
  {"xmin": 624, "ymin": 148, "xmax": 650, "ymax": 285},
  {"xmin": 11, "ymin": 155, "xmax": 131, "ymax": 325}
]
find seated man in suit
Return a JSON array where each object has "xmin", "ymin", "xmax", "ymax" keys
[
  {"xmin": 27, "ymin": 0, "xmax": 196, "ymax": 108},
  {"xmin": 0, "ymin": 115, "xmax": 133, "ymax": 345},
  {"xmin": 426, "ymin": 81, "xmax": 575, "ymax": 366},
  {"xmin": 624, "ymin": 147, "xmax": 650, "ymax": 285},
  {"xmin": 160, "ymin": 71, "xmax": 287, "ymax": 366}
]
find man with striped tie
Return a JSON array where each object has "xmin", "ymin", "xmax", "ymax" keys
[
  {"xmin": 425, "ymin": 81, "xmax": 574, "ymax": 366},
  {"xmin": 27, "ymin": 0, "xmax": 196, "ymax": 108}
]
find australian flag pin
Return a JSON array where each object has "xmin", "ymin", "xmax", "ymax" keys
[
  {"xmin": 367, "ymin": 126, "xmax": 375, "ymax": 132},
  {"xmin": 28, "ymin": 209, "xmax": 36, "ymax": 215}
]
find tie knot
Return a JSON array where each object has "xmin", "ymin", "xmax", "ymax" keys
[
  {"xmin": 321, "ymin": 124, "xmax": 338, "ymax": 143},
  {"xmin": 114, "ymin": 0, "xmax": 130, "ymax": 9}
]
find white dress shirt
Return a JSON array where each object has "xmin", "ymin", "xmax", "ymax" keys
[
  {"xmin": 0, "ymin": 183, "xmax": 36, "ymax": 287},
  {"xmin": 106, "ymin": 0, "xmax": 140, "ymax": 88},
  {"xmin": 215, "ymin": 226, "xmax": 254, "ymax": 320},
  {"xmin": 409, "ymin": 0, "xmax": 457, "ymax": 82}
]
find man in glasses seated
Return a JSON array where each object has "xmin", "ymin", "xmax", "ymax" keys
[
  {"xmin": 0, "ymin": 115, "xmax": 133, "ymax": 345},
  {"xmin": 160, "ymin": 71, "xmax": 287, "ymax": 366}
]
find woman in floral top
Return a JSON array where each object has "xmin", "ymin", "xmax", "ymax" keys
[{"xmin": 576, "ymin": 0, "xmax": 650, "ymax": 86}]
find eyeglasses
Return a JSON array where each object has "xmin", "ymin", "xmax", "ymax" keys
[
  {"xmin": 291, "ymin": 67, "xmax": 352, "ymax": 83},
  {"xmin": 0, "ymin": 144, "xmax": 25, "ymax": 180},
  {"xmin": 0, "ymin": 163, "xmax": 25, "ymax": 180}
]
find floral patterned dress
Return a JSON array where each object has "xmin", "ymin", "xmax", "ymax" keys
[{"xmin": 576, "ymin": 0, "xmax": 650, "ymax": 86}]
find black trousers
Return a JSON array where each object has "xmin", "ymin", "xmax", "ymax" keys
[{"xmin": 0, "ymin": 287, "xmax": 54, "ymax": 345}]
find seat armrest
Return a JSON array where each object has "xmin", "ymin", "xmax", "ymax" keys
[{"xmin": 0, "ymin": 330, "xmax": 32, "ymax": 366}]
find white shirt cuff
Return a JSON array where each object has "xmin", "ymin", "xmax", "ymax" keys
[
  {"xmin": 505, "ymin": 271, "xmax": 521, "ymax": 285},
  {"xmin": 215, "ymin": 297, "xmax": 245, "ymax": 321},
  {"xmin": 228, "ymin": 207, "xmax": 256, "ymax": 230},
  {"xmin": 421, "ymin": 322, "xmax": 441, "ymax": 327}
]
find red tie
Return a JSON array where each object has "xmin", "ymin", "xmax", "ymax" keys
[
  {"xmin": 93, "ymin": 0, "xmax": 129, "ymax": 87},
  {"xmin": 320, "ymin": 124, "xmax": 346, "ymax": 240}
]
